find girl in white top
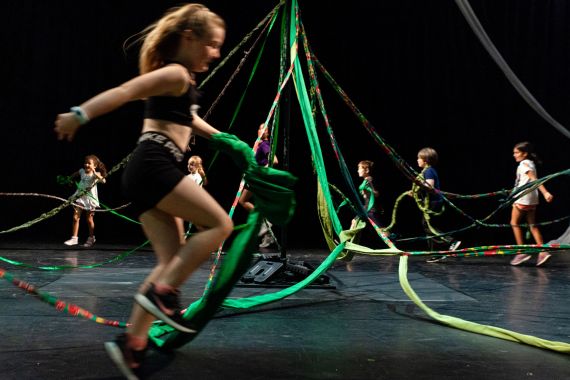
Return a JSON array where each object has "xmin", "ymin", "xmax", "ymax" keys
[
  {"xmin": 509, "ymin": 142, "xmax": 553, "ymax": 266},
  {"xmin": 64, "ymin": 154, "xmax": 107, "ymax": 247},
  {"xmin": 187, "ymin": 155, "xmax": 207, "ymax": 186}
]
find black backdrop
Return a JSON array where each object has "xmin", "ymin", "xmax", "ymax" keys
[{"xmin": 1, "ymin": 0, "xmax": 568, "ymax": 250}]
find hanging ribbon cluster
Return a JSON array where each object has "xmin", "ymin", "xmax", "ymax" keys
[{"xmin": 1, "ymin": 0, "xmax": 569, "ymax": 357}]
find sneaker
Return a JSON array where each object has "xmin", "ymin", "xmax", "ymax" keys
[
  {"xmin": 104, "ymin": 333, "xmax": 146, "ymax": 380},
  {"xmin": 134, "ymin": 284, "xmax": 196, "ymax": 333},
  {"xmin": 258, "ymin": 219, "xmax": 273, "ymax": 237},
  {"xmin": 510, "ymin": 254, "xmax": 531, "ymax": 266},
  {"xmin": 83, "ymin": 236, "xmax": 96, "ymax": 248},
  {"xmin": 426, "ymin": 255, "xmax": 446, "ymax": 263},
  {"xmin": 449, "ymin": 240, "xmax": 462, "ymax": 251},
  {"xmin": 536, "ymin": 252, "xmax": 552, "ymax": 267},
  {"xmin": 259, "ymin": 232, "xmax": 275, "ymax": 248},
  {"xmin": 64, "ymin": 236, "xmax": 78, "ymax": 246}
]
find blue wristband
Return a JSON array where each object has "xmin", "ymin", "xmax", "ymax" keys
[{"xmin": 70, "ymin": 106, "xmax": 90, "ymax": 125}]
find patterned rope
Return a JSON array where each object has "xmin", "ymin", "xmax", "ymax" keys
[
  {"xmin": 198, "ymin": 0, "xmax": 285, "ymax": 91},
  {"xmin": 202, "ymin": 6, "xmax": 279, "ymax": 120},
  {"xmin": 0, "ymin": 239, "xmax": 150, "ymax": 271},
  {"xmin": 0, "ymin": 192, "xmax": 130, "ymax": 213},
  {"xmin": 0, "ymin": 266, "xmax": 129, "ymax": 327}
]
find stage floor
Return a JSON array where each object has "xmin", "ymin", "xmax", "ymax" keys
[{"xmin": 1, "ymin": 242, "xmax": 569, "ymax": 379}]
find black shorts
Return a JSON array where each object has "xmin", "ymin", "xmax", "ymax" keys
[{"xmin": 122, "ymin": 132, "xmax": 186, "ymax": 217}]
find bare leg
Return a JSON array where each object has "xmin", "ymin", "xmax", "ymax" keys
[
  {"xmin": 238, "ymin": 188, "xmax": 255, "ymax": 212},
  {"xmin": 510, "ymin": 205, "xmax": 525, "ymax": 245},
  {"xmin": 71, "ymin": 207, "xmax": 81, "ymax": 237},
  {"xmin": 157, "ymin": 182, "xmax": 233, "ymax": 285},
  {"xmin": 510, "ymin": 205, "xmax": 531, "ymax": 265},
  {"xmin": 127, "ymin": 211, "xmax": 184, "ymax": 340},
  {"xmin": 525, "ymin": 209, "xmax": 551, "ymax": 265},
  {"xmin": 127, "ymin": 177, "xmax": 233, "ymax": 339},
  {"xmin": 525, "ymin": 209, "xmax": 544, "ymax": 245},
  {"xmin": 86, "ymin": 211, "xmax": 95, "ymax": 236}
]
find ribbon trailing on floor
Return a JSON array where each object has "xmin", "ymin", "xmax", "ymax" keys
[
  {"xmin": 398, "ymin": 255, "xmax": 570, "ymax": 353},
  {"xmin": 0, "ymin": 266, "xmax": 129, "ymax": 327}
]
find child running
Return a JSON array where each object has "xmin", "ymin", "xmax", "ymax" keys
[{"xmin": 54, "ymin": 4, "xmax": 247, "ymax": 378}]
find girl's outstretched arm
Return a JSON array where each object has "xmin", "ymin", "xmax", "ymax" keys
[
  {"xmin": 190, "ymin": 114, "xmax": 221, "ymax": 139},
  {"xmin": 54, "ymin": 65, "xmax": 192, "ymax": 142}
]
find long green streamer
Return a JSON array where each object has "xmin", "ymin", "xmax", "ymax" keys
[{"xmin": 398, "ymin": 255, "xmax": 570, "ymax": 352}]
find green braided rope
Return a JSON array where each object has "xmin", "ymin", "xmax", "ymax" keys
[
  {"xmin": 383, "ymin": 191, "xmax": 410, "ymax": 232},
  {"xmin": 198, "ymin": 0, "xmax": 285, "ymax": 90},
  {"xmin": 0, "ymin": 192, "xmax": 130, "ymax": 213},
  {"xmin": 411, "ymin": 167, "xmax": 445, "ymax": 217},
  {"xmin": 0, "ymin": 239, "xmax": 150, "ymax": 271}
]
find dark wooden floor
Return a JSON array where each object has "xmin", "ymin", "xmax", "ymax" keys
[{"xmin": 1, "ymin": 242, "xmax": 569, "ymax": 379}]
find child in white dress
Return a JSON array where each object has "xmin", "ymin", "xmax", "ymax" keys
[{"xmin": 63, "ymin": 154, "xmax": 107, "ymax": 247}]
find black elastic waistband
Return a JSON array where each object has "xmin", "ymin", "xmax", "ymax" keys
[{"xmin": 137, "ymin": 132, "xmax": 185, "ymax": 162}]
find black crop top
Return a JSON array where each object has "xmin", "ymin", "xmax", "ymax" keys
[{"xmin": 144, "ymin": 84, "xmax": 200, "ymax": 127}]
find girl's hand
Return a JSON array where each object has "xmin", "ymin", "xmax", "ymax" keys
[
  {"xmin": 54, "ymin": 113, "xmax": 81, "ymax": 142},
  {"xmin": 543, "ymin": 192, "xmax": 553, "ymax": 203}
]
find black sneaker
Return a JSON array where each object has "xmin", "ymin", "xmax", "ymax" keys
[
  {"xmin": 134, "ymin": 284, "xmax": 196, "ymax": 333},
  {"xmin": 104, "ymin": 333, "xmax": 146, "ymax": 380}
]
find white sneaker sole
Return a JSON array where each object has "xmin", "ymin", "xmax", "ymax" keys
[
  {"xmin": 510, "ymin": 255, "xmax": 531, "ymax": 266},
  {"xmin": 536, "ymin": 254, "xmax": 552, "ymax": 267},
  {"xmin": 449, "ymin": 241, "xmax": 462, "ymax": 251},
  {"xmin": 104, "ymin": 341, "xmax": 139, "ymax": 380},
  {"xmin": 134, "ymin": 294, "xmax": 196, "ymax": 333}
]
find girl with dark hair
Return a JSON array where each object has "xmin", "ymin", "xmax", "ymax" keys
[{"xmin": 510, "ymin": 141, "xmax": 554, "ymax": 266}]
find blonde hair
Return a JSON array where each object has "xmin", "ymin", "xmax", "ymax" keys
[
  {"xmin": 188, "ymin": 155, "xmax": 207, "ymax": 185},
  {"xmin": 138, "ymin": 3, "xmax": 225, "ymax": 74}
]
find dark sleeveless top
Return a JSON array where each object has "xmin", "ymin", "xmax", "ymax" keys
[
  {"xmin": 144, "ymin": 85, "xmax": 199, "ymax": 126},
  {"xmin": 143, "ymin": 62, "xmax": 200, "ymax": 126}
]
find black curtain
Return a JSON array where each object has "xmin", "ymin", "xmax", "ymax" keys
[{"xmin": 1, "ymin": 0, "xmax": 568, "ymax": 248}]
